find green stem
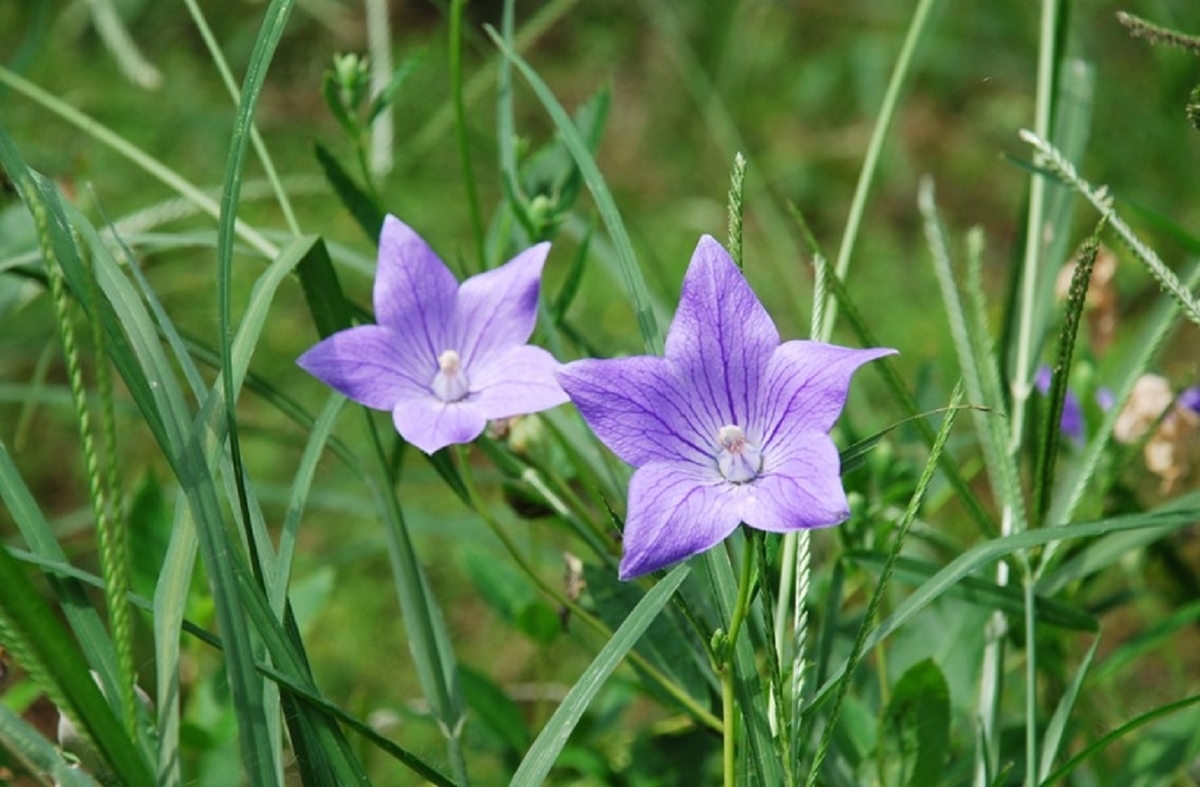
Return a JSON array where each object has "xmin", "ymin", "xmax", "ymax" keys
[
  {"xmin": 1009, "ymin": 0, "xmax": 1059, "ymax": 459},
  {"xmin": 1003, "ymin": 3, "xmax": 1059, "ymax": 783},
  {"xmin": 1024, "ymin": 575, "xmax": 1038, "ymax": 787},
  {"xmin": 821, "ymin": 0, "xmax": 938, "ymax": 341},
  {"xmin": 77, "ymin": 228, "xmax": 135, "ymax": 743},
  {"xmin": 180, "ymin": 0, "xmax": 300, "ymax": 235},
  {"xmin": 722, "ymin": 535, "xmax": 756, "ymax": 787},
  {"xmin": 39, "ymin": 211, "xmax": 136, "ymax": 740},
  {"xmin": 451, "ymin": 0, "xmax": 486, "ymax": 272},
  {"xmin": 454, "ymin": 446, "xmax": 722, "ymax": 733}
]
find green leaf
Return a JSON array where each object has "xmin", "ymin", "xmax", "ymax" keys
[
  {"xmin": 313, "ymin": 141, "xmax": 386, "ymax": 243},
  {"xmin": 1040, "ymin": 693, "xmax": 1200, "ymax": 785},
  {"xmin": 584, "ymin": 564, "xmax": 711, "ymax": 704},
  {"xmin": 810, "ymin": 506, "xmax": 1200, "ymax": 712},
  {"xmin": 886, "ymin": 659, "xmax": 950, "ymax": 787},
  {"xmin": 512, "ymin": 564, "xmax": 689, "ymax": 784},
  {"xmin": 1038, "ymin": 637, "xmax": 1098, "ymax": 782},
  {"xmin": 920, "ymin": 179, "xmax": 1025, "ymax": 533},
  {"xmin": 845, "ymin": 552, "xmax": 1097, "ymax": 631},
  {"xmin": 126, "ymin": 472, "xmax": 174, "ymax": 601},
  {"xmin": 459, "ymin": 665, "xmax": 532, "ymax": 759}
]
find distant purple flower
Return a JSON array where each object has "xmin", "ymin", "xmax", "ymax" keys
[
  {"xmin": 1180, "ymin": 385, "xmax": 1200, "ymax": 414},
  {"xmin": 1035, "ymin": 365, "xmax": 1085, "ymax": 442},
  {"xmin": 557, "ymin": 236, "xmax": 895, "ymax": 580},
  {"xmin": 298, "ymin": 215, "xmax": 568, "ymax": 454}
]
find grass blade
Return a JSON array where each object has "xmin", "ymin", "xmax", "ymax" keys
[
  {"xmin": 511, "ymin": 564, "xmax": 690, "ymax": 784},
  {"xmin": 1038, "ymin": 637, "xmax": 1099, "ymax": 782},
  {"xmin": 1020, "ymin": 129, "xmax": 1200, "ymax": 327},
  {"xmin": 1040, "ymin": 693, "xmax": 1200, "ymax": 785},
  {"xmin": 807, "ymin": 383, "xmax": 963, "ymax": 785},
  {"xmin": 0, "ymin": 537, "xmax": 153, "ymax": 786},
  {"xmin": 808, "ymin": 505, "xmax": 1200, "ymax": 713},
  {"xmin": 0, "ymin": 702, "xmax": 100, "ymax": 787}
]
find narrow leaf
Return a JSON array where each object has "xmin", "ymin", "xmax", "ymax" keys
[{"xmin": 512, "ymin": 565, "xmax": 690, "ymax": 784}]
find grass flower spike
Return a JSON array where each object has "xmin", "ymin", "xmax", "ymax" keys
[
  {"xmin": 299, "ymin": 214, "xmax": 568, "ymax": 453},
  {"xmin": 558, "ymin": 236, "xmax": 895, "ymax": 579}
]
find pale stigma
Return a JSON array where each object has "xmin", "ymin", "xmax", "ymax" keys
[
  {"xmin": 716, "ymin": 424, "xmax": 762, "ymax": 483},
  {"xmin": 431, "ymin": 349, "xmax": 470, "ymax": 402}
]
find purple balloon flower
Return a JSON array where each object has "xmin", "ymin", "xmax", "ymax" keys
[
  {"xmin": 298, "ymin": 215, "xmax": 568, "ymax": 454},
  {"xmin": 557, "ymin": 236, "xmax": 895, "ymax": 580}
]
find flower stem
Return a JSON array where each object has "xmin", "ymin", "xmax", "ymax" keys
[
  {"xmin": 821, "ymin": 0, "xmax": 939, "ymax": 339},
  {"xmin": 722, "ymin": 535, "xmax": 756, "ymax": 787},
  {"xmin": 453, "ymin": 446, "xmax": 722, "ymax": 733},
  {"xmin": 450, "ymin": 0, "xmax": 485, "ymax": 272}
]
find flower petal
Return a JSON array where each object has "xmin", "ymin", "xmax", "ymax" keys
[
  {"xmin": 470, "ymin": 345, "xmax": 569, "ymax": 419},
  {"xmin": 619, "ymin": 462, "xmax": 743, "ymax": 580},
  {"xmin": 664, "ymin": 236, "xmax": 780, "ymax": 428},
  {"xmin": 373, "ymin": 215, "xmax": 458, "ymax": 357},
  {"xmin": 756, "ymin": 341, "xmax": 896, "ymax": 445},
  {"xmin": 557, "ymin": 356, "xmax": 716, "ymax": 468},
  {"xmin": 456, "ymin": 243, "xmax": 550, "ymax": 367},
  {"xmin": 297, "ymin": 325, "xmax": 427, "ymax": 410},
  {"xmin": 744, "ymin": 433, "xmax": 849, "ymax": 532},
  {"xmin": 391, "ymin": 394, "xmax": 488, "ymax": 454}
]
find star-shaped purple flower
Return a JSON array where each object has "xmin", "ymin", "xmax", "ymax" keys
[
  {"xmin": 557, "ymin": 236, "xmax": 895, "ymax": 580},
  {"xmin": 298, "ymin": 214, "xmax": 569, "ymax": 454}
]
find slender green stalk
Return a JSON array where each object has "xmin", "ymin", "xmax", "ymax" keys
[
  {"xmin": 453, "ymin": 446, "xmax": 723, "ymax": 733},
  {"xmin": 776, "ymin": 242, "xmax": 828, "ymax": 773},
  {"xmin": 1023, "ymin": 575, "xmax": 1038, "ymax": 787},
  {"xmin": 722, "ymin": 539, "xmax": 756, "ymax": 787},
  {"xmin": 822, "ymin": 0, "xmax": 940, "ymax": 339},
  {"xmin": 727, "ymin": 152, "xmax": 747, "ymax": 269},
  {"xmin": 413, "ymin": 0, "xmax": 578, "ymax": 157},
  {"xmin": 1000, "ymin": 4, "xmax": 1059, "ymax": 783},
  {"xmin": 365, "ymin": 0, "xmax": 394, "ymax": 177},
  {"xmin": 77, "ymin": 227, "xmax": 135, "ymax": 744},
  {"xmin": 40, "ymin": 217, "xmax": 136, "ymax": 741},
  {"xmin": 180, "ymin": 0, "xmax": 300, "ymax": 235},
  {"xmin": 1009, "ymin": 0, "xmax": 1061, "ymax": 458},
  {"xmin": 1019, "ymin": 129, "xmax": 1200, "ymax": 328},
  {"xmin": 451, "ymin": 0, "xmax": 486, "ymax": 271}
]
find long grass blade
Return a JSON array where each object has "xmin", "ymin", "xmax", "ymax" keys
[
  {"xmin": 1038, "ymin": 637, "xmax": 1099, "ymax": 782},
  {"xmin": 807, "ymin": 506, "xmax": 1200, "ymax": 712},
  {"xmin": 512, "ymin": 565, "xmax": 690, "ymax": 784}
]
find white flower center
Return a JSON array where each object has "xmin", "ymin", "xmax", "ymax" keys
[
  {"xmin": 716, "ymin": 424, "xmax": 762, "ymax": 484},
  {"xmin": 431, "ymin": 349, "xmax": 469, "ymax": 402}
]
